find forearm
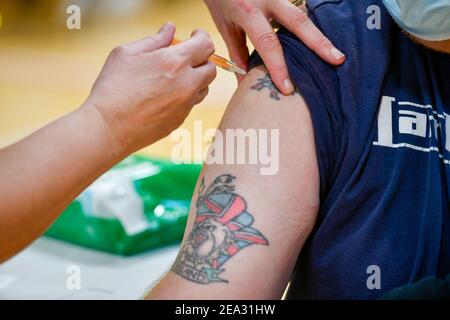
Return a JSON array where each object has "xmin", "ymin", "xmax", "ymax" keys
[
  {"xmin": 0, "ymin": 103, "xmax": 125, "ymax": 262},
  {"xmin": 0, "ymin": 25, "xmax": 217, "ymax": 262}
]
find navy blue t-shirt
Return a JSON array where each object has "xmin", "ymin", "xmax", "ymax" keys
[{"xmin": 250, "ymin": 0, "xmax": 450, "ymax": 299}]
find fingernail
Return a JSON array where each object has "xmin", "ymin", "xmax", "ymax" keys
[
  {"xmin": 330, "ymin": 47, "xmax": 345, "ymax": 60},
  {"xmin": 284, "ymin": 79, "xmax": 295, "ymax": 94}
]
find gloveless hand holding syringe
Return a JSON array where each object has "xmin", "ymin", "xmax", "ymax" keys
[{"xmin": 172, "ymin": 38, "xmax": 247, "ymax": 76}]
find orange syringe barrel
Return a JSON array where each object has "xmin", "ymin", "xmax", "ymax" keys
[{"xmin": 171, "ymin": 37, "xmax": 246, "ymax": 75}]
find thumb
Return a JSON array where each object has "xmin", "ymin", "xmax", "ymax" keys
[{"xmin": 126, "ymin": 22, "xmax": 176, "ymax": 55}]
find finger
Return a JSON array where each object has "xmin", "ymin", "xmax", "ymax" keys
[
  {"xmin": 240, "ymin": 11, "xmax": 294, "ymax": 95},
  {"xmin": 175, "ymin": 29, "xmax": 215, "ymax": 67},
  {"xmin": 223, "ymin": 29, "xmax": 249, "ymax": 84},
  {"xmin": 125, "ymin": 22, "xmax": 176, "ymax": 55},
  {"xmin": 269, "ymin": 1, "xmax": 345, "ymax": 65},
  {"xmin": 192, "ymin": 61, "xmax": 217, "ymax": 89}
]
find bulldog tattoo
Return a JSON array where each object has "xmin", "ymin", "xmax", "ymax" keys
[{"xmin": 172, "ymin": 174, "xmax": 269, "ymax": 284}]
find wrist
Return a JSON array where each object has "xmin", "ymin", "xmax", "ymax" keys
[{"xmin": 77, "ymin": 101, "xmax": 130, "ymax": 164}]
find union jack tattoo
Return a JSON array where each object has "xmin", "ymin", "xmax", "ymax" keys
[{"xmin": 172, "ymin": 174, "xmax": 269, "ymax": 284}]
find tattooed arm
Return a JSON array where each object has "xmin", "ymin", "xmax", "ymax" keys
[{"xmin": 147, "ymin": 66, "xmax": 320, "ymax": 299}]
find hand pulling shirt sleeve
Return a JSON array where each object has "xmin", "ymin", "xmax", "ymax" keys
[{"xmin": 249, "ymin": 0, "xmax": 450, "ymax": 299}]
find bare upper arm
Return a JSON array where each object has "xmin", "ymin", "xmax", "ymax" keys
[{"xmin": 147, "ymin": 66, "xmax": 320, "ymax": 299}]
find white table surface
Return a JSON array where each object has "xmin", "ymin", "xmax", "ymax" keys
[{"xmin": 0, "ymin": 237, "xmax": 179, "ymax": 300}]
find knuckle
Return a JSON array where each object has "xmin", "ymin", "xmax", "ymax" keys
[
  {"xmin": 230, "ymin": 0, "xmax": 259, "ymax": 15},
  {"xmin": 161, "ymin": 61, "xmax": 182, "ymax": 79},
  {"xmin": 193, "ymin": 28, "xmax": 209, "ymax": 42},
  {"xmin": 170, "ymin": 55, "xmax": 188, "ymax": 69},
  {"xmin": 111, "ymin": 45, "xmax": 127, "ymax": 57},
  {"xmin": 292, "ymin": 10, "xmax": 309, "ymax": 26},
  {"xmin": 206, "ymin": 40, "xmax": 215, "ymax": 55},
  {"xmin": 256, "ymin": 32, "xmax": 281, "ymax": 51},
  {"xmin": 176, "ymin": 54, "xmax": 188, "ymax": 65}
]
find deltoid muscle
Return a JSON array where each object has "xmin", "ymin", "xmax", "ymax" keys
[{"xmin": 172, "ymin": 174, "xmax": 269, "ymax": 284}]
